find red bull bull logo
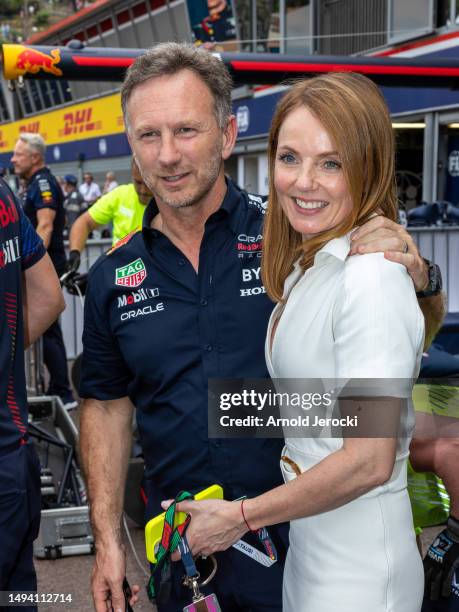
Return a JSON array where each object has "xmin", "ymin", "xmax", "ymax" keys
[{"xmin": 4, "ymin": 45, "xmax": 63, "ymax": 79}]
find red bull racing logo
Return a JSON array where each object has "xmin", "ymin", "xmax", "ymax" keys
[{"xmin": 5, "ymin": 45, "xmax": 63, "ymax": 79}]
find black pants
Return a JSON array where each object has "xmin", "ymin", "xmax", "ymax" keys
[
  {"xmin": 43, "ymin": 319, "xmax": 71, "ymax": 397},
  {"xmin": 0, "ymin": 444, "xmax": 41, "ymax": 612}
]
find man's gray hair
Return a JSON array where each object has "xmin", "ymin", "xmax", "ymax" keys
[
  {"xmin": 121, "ymin": 42, "xmax": 233, "ymax": 130},
  {"xmin": 18, "ymin": 132, "xmax": 46, "ymax": 159}
]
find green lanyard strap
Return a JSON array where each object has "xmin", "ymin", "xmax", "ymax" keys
[{"xmin": 146, "ymin": 490, "xmax": 193, "ymax": 603}]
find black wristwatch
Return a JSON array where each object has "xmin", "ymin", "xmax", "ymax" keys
[{"xmin": 416, "ymin": 259, "xmax": 443, "ymax": 298}]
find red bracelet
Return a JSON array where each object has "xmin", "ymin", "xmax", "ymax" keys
[{"xmin": 241, "ymin": 498, "xmax": 256, "ymax": 533}]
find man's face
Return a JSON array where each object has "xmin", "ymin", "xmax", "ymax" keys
[
  {"xmin": 126, "ymin": 70, "xmax": 232, "ymax": 210},
  {"xmin": 131, "ymin": 165, "xmax": 152, "ymax": 206},
  {"xmin": 84, "ymin": 174, "xmax": 92, "ymax": 184},
  {"xmin": 11, "ymin": 140, "xmax": 36, "ymax": 179}
]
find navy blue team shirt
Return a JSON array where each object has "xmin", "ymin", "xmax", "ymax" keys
[
  {"xmin": 80, "ymin": 179, "xmax": 284, "ymax": 510},
  {"xmin": 22, "ymin": 167, "xmax": 65, "ymax": 273},
  {"xmin": 0, "ymin": 179, "xmax": 45, "ymax": 453}
]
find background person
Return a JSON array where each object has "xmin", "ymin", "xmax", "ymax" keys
[
  {"xmin": 79, "ymin": 44, "xmax": 442, "ymax": 612},
  {"xmin": 79, "ymin": 172, "xmax": 101, "ymax": 208},
  {"xmin": 174, "ymin": 73, "xmax": 426, "ymax": 612},
  {"xmin": 11, "ymin": 133, "xmax": 77, "ymax": 410},
  {"xmin": 66, "ymin": 160, "xmax": 152, "ymax": 275},
  {"xmin": 0, "ymin": 177, "xmax": 65, "ymax": 607},
  {"xmin": 103, "ymin": 170, "xmax": 118, "ymax": 194},
  {"xmin": 411, "ymin": 437, "xmax": 459, "ymax": 611},
  {"xmin": 62, "ymin": 174, "xmax": 87, "ymax": 236}
]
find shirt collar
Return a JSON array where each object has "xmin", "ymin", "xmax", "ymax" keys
[
  {"xmin": 142, "ymin": 177, "xmax": 243, "ymax": 243},
  {"xmin": 28, "ymin": 166, "xmax": 48, "ymax": 184},
  {"xmin": 142, "ymin": 196, "xmax": 159, "ymax": 231},
  {"xmin": 208, "ymin": 177, "xmax": 244, "ymax": 236},
  {"xmin": 314, "ymin": 232, "xmax": 352, "ymax": 264}
]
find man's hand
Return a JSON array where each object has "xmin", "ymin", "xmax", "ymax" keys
[
  {"xmin": 350, "ymin": 216, "xmax": 428, "ymax": 291},
  {"xmin": 80, "ymin": 397, "xmax": 138, "ymax": 610},
  {"xmin": 66, "ymin": 249, "xmax": 81, "ymax": 274},
  {"xmin": 91, "ymin": 539, "xmax": 140, "ymax": 611},
  {"xmin": 161, "ymin": 498, "xmax": 247, "ymax": 559},
  {"xmin": 424, "ymin": 515, "xmax": 459, "ymax": 600}
]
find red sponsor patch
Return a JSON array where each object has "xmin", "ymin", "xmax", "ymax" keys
[
  {"xmin": 0, "ymin": 195, "xmax": 19, "ymax": 229},
  {"xmin": 237, "ymin": 241, "xmax": 262, "ymax": 252}
]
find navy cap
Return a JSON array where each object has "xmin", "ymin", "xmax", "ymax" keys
[{"xmin": 64, "ymin": 174, "xmax": 78, "ymax": 185}]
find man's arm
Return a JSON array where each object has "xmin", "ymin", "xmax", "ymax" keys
[
  {"xmin": 80, "ymin": 396, "xmax": 138, "ymax": 612},
  {"xmin": 419, "ymin": 293, "xmax": 447, "ymax": 350},
  {"xmin": 69, "ymin": 210, "xmax": 100, "ymax": 253},
  {"xmin": 350, "ymin": 216, "xmax": 446, "ymax": 348},
  {"xmin": 35, "ymin": 207, "xmax": 56, "ymax": 249},
  {"xmin": 411, "ymin": 437, "xmax": 459, "ymax": 517},
  {"xmin": 411, "ymin": 437, "xmax": 459, "ymax": 599},
  {"xmin": 23, "ymin": 252, "xmax": 65, "ymax": 347}
]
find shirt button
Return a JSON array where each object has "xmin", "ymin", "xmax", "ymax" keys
[
  {"xmin": 200, "ymin": 299, "xmax": 208, "ymax": 306},
  {"xmin": 178, "ymin": 259, "xmax": 185, "ymax": 266},
  {"xmin": 205, "ymin": 344, "xmax": 213, "ymax": 352}
]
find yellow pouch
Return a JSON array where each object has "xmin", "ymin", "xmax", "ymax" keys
[{"xmin": 145, "ymin": 484, "xmax": 224, "ymax": 563}]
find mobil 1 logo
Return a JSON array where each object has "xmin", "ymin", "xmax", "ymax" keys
[
  {"xmin": 117, "ymin": 287, "xmax": 159, "ymax": 308},
  {"xmin": 117, "ymin": 286, "xmax": 165, "ymax": 321}
]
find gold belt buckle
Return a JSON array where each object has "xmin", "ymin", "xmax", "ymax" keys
[{"xmin": 281, "ymin": 455, "xmax": 301, "ymax": 476}]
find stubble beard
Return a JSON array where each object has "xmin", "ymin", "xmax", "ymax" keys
[
  {"xmin": 13, "ymin": 165, "xmax": 27, "ymax": 180},
  {"xmin": 134, "ymin": 140, "xmax": 224, "ymax": 210}
]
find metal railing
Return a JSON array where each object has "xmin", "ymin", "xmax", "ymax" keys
[
  {"xmin": 25, "ymin": 338, "xmax": 45, "ymax": 396},
  {"xmin": 61, "ymin": 238, "xmax": 111, "ymax": 360}
]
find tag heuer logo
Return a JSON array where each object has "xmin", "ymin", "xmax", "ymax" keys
[{"xmin": 115, "ymin": 258, "xmax": 147, "ymax": 288}]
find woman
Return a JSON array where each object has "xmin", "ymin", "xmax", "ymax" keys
[{"xmin": 174, "ymin": 73, "xmax": 424, "ymax": 611}]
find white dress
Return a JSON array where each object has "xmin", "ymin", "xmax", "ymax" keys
[{"xmin": 265, "ymin": 233, "xmax": 425, "ymax": 612}]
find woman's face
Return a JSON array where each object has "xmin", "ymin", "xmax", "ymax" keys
[{"xmin": 274, "ymin": 105, "xmax": 354, "ymax": 239}]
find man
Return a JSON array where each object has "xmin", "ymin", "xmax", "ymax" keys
[
  {"xmin": 63, "ymin": 174, "xmax": 87, "ymax": 234},
  {"xmin": 79, "ymin": 172, "xmax": 101, "ymax": 207},
  {"xmin": 11, "ymin": 133, "xmax": 77, "ymax": 410},
  {"xmin": 103, "ymin": 171, "xmax": 118, "ymax": 194},
  {"xmin": 79, "ymin": 43, "xmax": 444, "ymax": 612},
  {"xmin": 66, "ymin": 160, "xmax": 151, "ymax": 274},
  {"xmin": 0, "ymin": 177, "xmax": 64, "ymax": 606}
]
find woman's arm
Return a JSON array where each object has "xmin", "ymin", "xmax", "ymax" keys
[
  {"xmin": 175, "ymin": 431, "xmax": 397, "ymax": 557},
  {"xmin": 245, "ymin": 435, "xmax": 396, "ymax": 528}
]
